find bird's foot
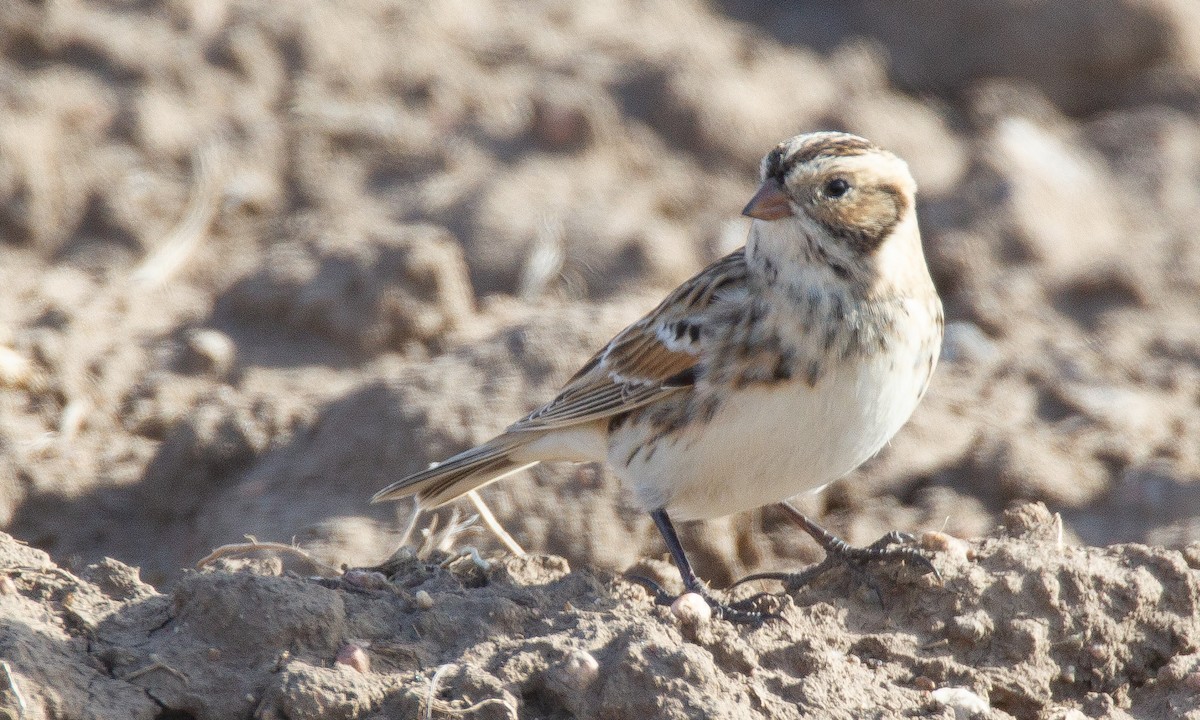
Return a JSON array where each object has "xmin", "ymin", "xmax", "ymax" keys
[
  {"xmin": 627, "ymin": 575, "xmax": 783, "ymax": 626},
  {"xmin": 732, "ymin": 524, "xmax": 939, "ymax": 607}
]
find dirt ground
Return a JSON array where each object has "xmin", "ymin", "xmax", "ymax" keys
[{"xmin": 1, "ymin": 1, "xmax": 1199, "ymax": 718}]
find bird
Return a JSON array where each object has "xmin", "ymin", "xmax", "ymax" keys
[{"xmin": 372, "ymin": 131, "xmax": 944, "ymax": 623}]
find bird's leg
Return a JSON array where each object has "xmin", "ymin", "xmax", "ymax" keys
[
  {"xmin": 628, "ymin": 509, "xmax": 776, "ymax": 625},
  {"xmin": 732, "ymin": 500, "xmax": 939, "ymax": 605}
]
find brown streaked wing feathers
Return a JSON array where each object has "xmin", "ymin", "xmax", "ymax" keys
[{"xmin": 509, "ymin": 249, "xmax": 747, "ymax": 432}]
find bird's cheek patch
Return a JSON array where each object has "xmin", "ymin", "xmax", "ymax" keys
[{"xmin": 814, "ymin": 185, "xmax": 905, "ymax": 254}]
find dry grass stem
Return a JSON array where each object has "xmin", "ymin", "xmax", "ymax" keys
[
  {"xmin": 1, "ymin": 661, "xmax": 26, "ymax": 718},
  {"xmin": 466, "ymin": 490, "xmax": 526, "ymax": 557},
  {"xmin": 133, "ymin": 143, "xmax": 224, "ymax": 287}
]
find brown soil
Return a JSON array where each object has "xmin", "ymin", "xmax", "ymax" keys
[
  {"xmin": 2, "ymin": 1, "xmax": 1200, "ymax": 718},
  {"xmin": 3, "ymin": 505, "xmax": 1199, "ymax": 719}
]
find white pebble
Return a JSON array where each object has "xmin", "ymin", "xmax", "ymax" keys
[
  {"xmin": 184, "ymin": 328, "xmax": 235, "ymax": 375},
  {"xmin": 931, "ymin": 686, "xmax": 990, "ymax": 719},
  {"xmin": 414, "ymin": 589, "xmax": 434, "ymax": 610},
  {"xmin": 670, "ymin": 592, "xmax": 712, "ymax": 625},
  {"xmin": 0, "ymin": 346, "xmax": 33, "ymax": 388}
]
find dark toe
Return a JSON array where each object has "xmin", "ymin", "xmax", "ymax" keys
[
  {"xmin": 732, "ymin": 531, "xmax": 940, "ymax": 602},
  {"xmin": 626, "ymin": 575, "xmax": 780, "ymax": 626}
]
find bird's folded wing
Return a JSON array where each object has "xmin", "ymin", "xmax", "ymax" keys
[{"xmin": 508, "ymin": 249, "xmax": 748, "ymax": 432}]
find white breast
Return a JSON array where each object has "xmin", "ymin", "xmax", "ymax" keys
[{"xmin": 608, "ymin": 306, "xmax": 934, "ymax": 521}]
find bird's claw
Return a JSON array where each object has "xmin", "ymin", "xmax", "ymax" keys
[
  {"xmin": 731, "ymin": 528, "xmax": 940, "ymax": 608},
  {"xmin": 626, "ymin": 574, "xmax": 783, "ymax": 626}
]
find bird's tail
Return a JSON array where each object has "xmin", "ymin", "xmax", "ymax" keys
[{"xmin": 371, "ymin": 436, "xmax": 536, "ymax": 509}]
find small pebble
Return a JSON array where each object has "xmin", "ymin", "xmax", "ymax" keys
[
  {"xmin": 913, "ymin": 676, "xmax": 936, "ymax": 692},
  {"xmin": 335, "ymin": 643, "xmax": 371, "ymax": 673},
  {"xmin": 342, "ymin": 569, "xmax": 390, "ymax": 591},
  {"xmin": 0, "ymin": 576, "xmax": 16, "ymax": 595},
  {"xmin": 920, "ymin": 530, "xmax": 974, "ymax": 562},
  {"xmin": 414, "ymin": 589, "xmax": 434, "ymax": 610},
  {"xmin": 0, "ymin": 346, "xmax": 34, "ymax": 388},
  {"xmin": 182, "ymin": 328, "xmax": 235, "ymax": 375},
  {"xmin": 546, "ymin": 649, "xmax": 600, "ymax": 694},
  {"xmin": 670, "ymin": 592, "xmax": 712, "ymax": 625},
  {"xmin": 930, "ymin": 686, "xmax": 990, "ymax": 719}
]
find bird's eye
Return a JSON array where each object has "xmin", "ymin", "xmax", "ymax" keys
[{"xmin": 824, "ymin": 178, "xmax": 851, "ymax": 198}]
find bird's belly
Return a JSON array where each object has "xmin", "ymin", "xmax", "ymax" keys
[{"xmin": 609, "ymin": 353, "xmax": 928, "ymax": 521}]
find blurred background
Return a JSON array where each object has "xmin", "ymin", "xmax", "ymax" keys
[{"xmin": 1, "ymin": 0, "xmax": 1199, "ymax": 588}]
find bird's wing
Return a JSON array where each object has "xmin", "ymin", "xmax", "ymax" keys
[{"xmin": 508, "ymin": 249, "xmax": 748, "ymax": 432}]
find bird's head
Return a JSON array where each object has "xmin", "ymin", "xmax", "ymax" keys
[{"xmin": 743, "ymin": 132, "xmax": 919, "ymax": 260}]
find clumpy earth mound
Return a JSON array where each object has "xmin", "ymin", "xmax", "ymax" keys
[
  {"xmin": 2, "ymin": 504, "xmax": 1198, "ymax": 719},
  {"xmin": 3, "ymin": 0, "xmax": 1200, "ymax": 717}
]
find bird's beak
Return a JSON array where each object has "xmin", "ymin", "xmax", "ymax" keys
[{"xmin": 742, "ymin": 177, "xmax": 794, "ymax": 221}]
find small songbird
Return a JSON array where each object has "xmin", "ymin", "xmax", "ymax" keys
[{"xmin": 373, "ymin": 132, "xmax": 943, "ymax": 622}]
